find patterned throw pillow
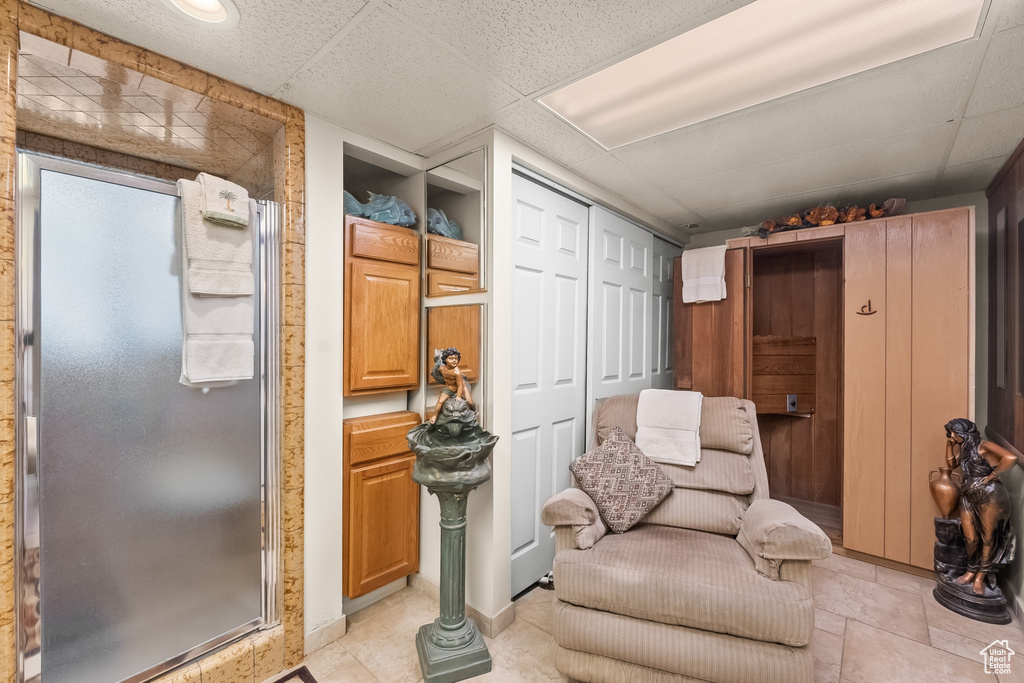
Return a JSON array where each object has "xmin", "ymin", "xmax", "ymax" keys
[{"xmin": 569, "ymin": 427, "xmax": 674, "ymax": 533}]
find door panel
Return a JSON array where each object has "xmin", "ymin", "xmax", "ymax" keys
[
  {"xmin": 588, "ymin": 207, "xmax": 654, "ymax": 418},
  {"xmin": 27, "ymin": 161, "xmax": 265, "ymax": 683},
  {"xmin": 651, "ymin": 238, "xmax": 682, "ymax": 389},
  {"xmin": 510, "ymin": 174, "xmax": 589, "ymax": 595}
]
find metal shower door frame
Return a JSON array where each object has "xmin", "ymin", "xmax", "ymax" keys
[{"xmin": 14, "ymin": 153, "xmax": 281, "ymax": 683}]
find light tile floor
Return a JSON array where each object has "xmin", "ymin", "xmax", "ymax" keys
[{"xmin": 300, "ymin": 554, "xmax": 1024, "ymax": 682}]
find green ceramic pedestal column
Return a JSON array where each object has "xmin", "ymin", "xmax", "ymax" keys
[{"xmin": 415, "ymin": 479, "xmax": 492, "ymax": 682}]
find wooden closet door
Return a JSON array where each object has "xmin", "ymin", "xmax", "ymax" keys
[
  {"xmin": 909, "ymin": 208, "xmax": 972, "ymax": 568},
  {"xmin": 843, "ymin": 221, "xmax": 887, "ymax": 558}
]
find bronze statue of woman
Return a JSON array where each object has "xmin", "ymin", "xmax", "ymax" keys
[{"xmin": 944, "ymin": 418, "xmax": 1018, "ymax": 596}]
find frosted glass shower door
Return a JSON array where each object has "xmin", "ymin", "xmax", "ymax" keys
[{"xmin": 20, "ymin": 157, "xmax": 269, "ymax": 683}]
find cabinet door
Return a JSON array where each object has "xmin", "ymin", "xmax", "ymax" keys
[
  {"xmin": 843, "ymin": 221, "xmax": 887, "ymax": 558},
  {"xmin": 346, "ymin": 259, "xmax": 420, "ymax": 394},
  {"xmin": 345, "ymin": 454, "xmax": 419, "ymax": 598},
  {"xmin": 673, "ymin": 247, "xmax": 747, "ymax": 397},
  {"xmin": 427, "ymin": 305, "xmax": 480, "ymax": 385}
]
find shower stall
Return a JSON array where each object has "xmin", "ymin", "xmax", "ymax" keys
[{"xmin": 15, "ymin": 153, "xmax": 279, "ymax": 683}]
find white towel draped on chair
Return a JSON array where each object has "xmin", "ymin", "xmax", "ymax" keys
[
  {"xmin": 680, "ymin": 245, "xmax": 727, "ymax": 303},
  {"xmin": 635, "ymin": 389, "xmax": 703, "ymax": 467}
]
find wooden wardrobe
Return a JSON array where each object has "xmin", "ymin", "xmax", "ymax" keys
[{"xmin": 674, "ymin": 207, "xmax": 974, "ymax": 569}]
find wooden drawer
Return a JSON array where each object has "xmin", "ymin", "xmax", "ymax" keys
[
  {"xmin": 427, "ymin": 271, "xmax": 479, "ymax": 295},
  {"xmin": 347, "ymin": 215, "xmax": 420, "ymax": 265},
  {"xmin": 344, "ymin": 410, "xmax": 422, "ymax": 467},
  {"xmin": 426, "ymin": 234, "xmax": 479, "ymax": 274}
]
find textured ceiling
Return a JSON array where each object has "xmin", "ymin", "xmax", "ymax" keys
[{"xmin": 29, "ymin": 0, "xmax": 1024, "ymax": 239}]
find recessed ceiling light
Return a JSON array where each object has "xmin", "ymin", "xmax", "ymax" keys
[
  {"xmin": 161, "ymin": 0, "xmax": 240, "ymax": 28},
  {"xmin": 539, "ymin": 0, "xmax": 984, "ymax": 149}
]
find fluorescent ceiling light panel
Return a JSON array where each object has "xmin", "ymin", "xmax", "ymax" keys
[{"xmin": 539, "ymin": 0, "xmax": 984, "ymax": 149}]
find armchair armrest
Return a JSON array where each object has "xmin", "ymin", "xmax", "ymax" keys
[
  {"xmin": 738, "ymin": 499, "xmax": 832, "ymax": 579},
  {"xmin": 541, "ymin": 489, "xmax": 608, "ymax": 550}
]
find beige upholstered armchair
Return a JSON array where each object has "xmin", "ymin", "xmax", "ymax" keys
[{"xmin": 541, "ymin": 395, "xmax": 832, "ymax": 683}]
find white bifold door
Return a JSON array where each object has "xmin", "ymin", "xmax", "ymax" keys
[
  {"xmin": 652, "ymin": 237, "xmax": 683, "ymax": 389},
  {"xmin": 510, "ymin": 174, "xmax": 589, "ymax": 596},
  {"xmin": 586, "ymin": 208, "xmax": 656, "ymax": 443}
]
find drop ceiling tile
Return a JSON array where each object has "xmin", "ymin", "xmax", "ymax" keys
[
  {"xmin": 281, "ymin": 8, "xmax": 518, "ymax": 153},
  {"xmin": 629, "ymin": 187, "xmax": 688, "ymax": 220},
  {"xmin": 570, "ymin": 154, "xmax": 659, "ymax": 198},
  {"xmin": 937, "ymin": 157, "xmax": 1006, "ymax": 195},
  {"xmin": 34, "ymin": 0, "xmax": 367, "ymax": 94},
  {"xmin": 662, "ymin": 125, "xmax": 952, "ymax": 212},
  {"xmin": 994, "ymin": 0, "xmax": 1024, "ymax": 32},
  {"xmin": 613, "ymin": 42, "xmax": 975, "ymax": 188},
  {"xmin": 964, "ymin": 23, "xmax": 1024, "ymax": 116},
  {"xmin": 948, "ymin": 105, "xmax": 1024, "ymax": 166},
  {"xmin": 491, "ymin": 101, "xmax": 605, "ymax": 167},
  {"xmin": 383, "ymin": 0, "xmax": 734, "ymax": 95}
]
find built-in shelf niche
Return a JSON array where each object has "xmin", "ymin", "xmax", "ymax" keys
[
  {"xmin": 343, "ymin": 145, "xmax": 425, "ymax": 233},
  {"xmin": 425, "ymin": 148, "xmax": 485, "ymax": 295}
]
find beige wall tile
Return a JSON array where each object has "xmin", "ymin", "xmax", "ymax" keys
[
  {"xmin": 151, "ymin": 662, "xmax": 202, "ymax": 683},
  {"xmin": 198, "ymin": 638, "xmax": 254, "ymax": 683},
  {"xmin": 283, "ymin": 406, "xmax": 304, "ymax": 453},
  {"xmin": 282, "ymin": 484, "xmax": 304, "ymax": 533},
  {"xmin": 282, "ymin": 449, "xmax": 304, "ymax": 491},
  {"xmin": 16, "ymin": 4, "xmax": 74, "ymax": 46},
  {"xmin": 0, "ymin": 136, "xmax": 14, "ymax": 202},
  {"xmin": 282, "ymin": 242, "xmax": 305, "ymax": 287},
  {"xmin": 251, "ymin": 627, "xmax": 285, "ymax": 682},
  {"xmin": 282, "ymin": 526, "xmax": 303, "ymax": 577},
  {"xmin": 283, "ymin": 284, "xmax": 305, "ymax": 329},
  {"xmin": 282, "ymin": 200, "xmax": 305, "ymax": 245},
  {"xmin": 282, "ymin": 325, "xmax": 304, "ymax": 370},
  {"xmin": 0, "ymin": 199, "xmax": 12, "ymax": 265},
  {"xmin": 282, "ymin": 367, "xmax": 304, "ymax": 411}
]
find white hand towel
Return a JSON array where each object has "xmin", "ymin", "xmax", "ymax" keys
[
  {"xmin": 179, "ymin": 179, "xmax": 253, "ymax": 296},
  {"xmin": 197, "ymin": 172, "xmax": 250, "ymax": 228},
  {"xmin": 635, "ymin": 389, "xmax": 703, "ymax": 467},
  {"xmin": 178, "ymin": 185, "xmax": 255, "ymax": 386},
  {"xmin": 681, "ymin": 245, "xmax": 727, "ymax": 303}
]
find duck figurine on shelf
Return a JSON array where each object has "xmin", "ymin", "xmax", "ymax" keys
[
  {"xmin": 427, "ymin": 208, "xmax": 464, "ymax": 241},
  {"xmin": 343, "ymin": 190, "xmax": 417, "ymax": 227}
]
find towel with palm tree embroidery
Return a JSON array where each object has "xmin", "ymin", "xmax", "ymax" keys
[{"xmin": 197, "ymin": 172, "xmax": 250, "ymax": 228}]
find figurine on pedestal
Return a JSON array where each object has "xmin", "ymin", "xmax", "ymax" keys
[
  {"xmin": 407, "ymin": 347, "xmax": 498, "ymax": 682},
  {"xmin": 932, "ymin": 418, "xmax": 1018, "ymax": 624}
]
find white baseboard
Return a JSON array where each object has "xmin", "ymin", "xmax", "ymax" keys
[
  {"xmin": 304, "ymin": 614, "xmax": 348, "ymax": 654},
  {"xmin": 408, "ymin": 573, "xmax": 514, "ymax": 638}
]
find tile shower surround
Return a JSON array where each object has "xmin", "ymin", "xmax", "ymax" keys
[{"xmin": 0, "ymin": 1, "xmax": 306, "ymax": 681}]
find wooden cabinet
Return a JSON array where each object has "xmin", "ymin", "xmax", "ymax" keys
[
  {"xmin": 425, "ymin": 234, "xmax": 480, "ymax": 295},
  {"xmin": 344, "ymin": 216, "xmax": 420, "ymax": 395},
  {"xmin": 674, "ymin": 208, "xmax": 974, "ymax": 569},
  {"xmin": 427, "ymin": 305, "xmax": 481, "ymax": 385},
  {"xmin": 343, "ymin": 411, "xmax": 421, "ymax": 598}
]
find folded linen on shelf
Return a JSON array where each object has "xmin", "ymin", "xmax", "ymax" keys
[
  {"xmin": 197, "ymin": 172, "xmax": 250, "ymax": 228},
  {"xmin": 680, "ymin": 245, "xmax": 727, "ymax": 303},
  {"xmin": 635, "ymin": 389, "xmax": 703, "ymax": 467},
  {"xmin": 178, "ymin": 178, "xmax": 255, "ymax": 385},
  {"xmin": 180, "ymin": 178, "xmax": 253, "ymax": 296}
]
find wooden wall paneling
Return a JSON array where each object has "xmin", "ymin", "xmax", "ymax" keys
[
  {"xmin": 843, "ymin": 221, "xmax": 888, "ymax": 557},
  {"xmin": 909, "ymin": 209, "xmax": 972, "ymax": 568},
  {"xmin": 426, "ymin": 305, "xmax": 481, "ymax": 384},
  {"xmin": 813, "ymin": 246, "xmax": 842, "ymax": 507},
  {"xmin": 883, "ymin": 218, "xmax": 913, "ymax": 563},
  {"xmin": 686, "ymin": 248, "xmax": 746, "ymax": 397},
  {"xmin": 672, "ymin": 256, "xmax": 692, "ymax": 390}
]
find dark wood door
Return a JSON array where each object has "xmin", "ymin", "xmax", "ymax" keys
[{"xmin": 673, "ymin": 247, "xmax": 747, "ymax": 397}]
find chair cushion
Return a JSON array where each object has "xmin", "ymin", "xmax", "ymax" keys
[
  {"xmin": 553, "ymin": 524, "xmax": 815, "ymax": 647},
  {"xmin": 594, "ymin": 394, "xmax": 753, "ymax": 455},
  {"xmin": 641, "ymin": 487, "xmax": 747, "ymax": 535},
  {"xmin": 569, "ymin": 428, "xmax": 674, "ymax": 533},
  {"xmin": 657, "ymin": 448, "xmax": 755, "ymax": 495}
]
